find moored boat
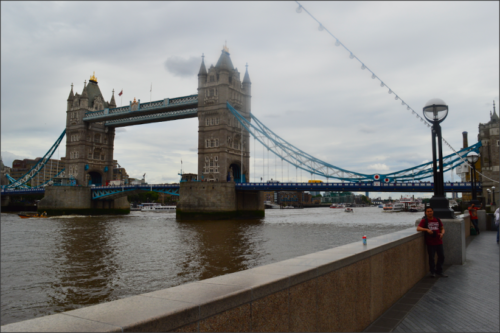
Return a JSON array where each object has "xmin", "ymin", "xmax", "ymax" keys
[
  {"xmin": 18, "ymin": 211, "xmax": 48, "ymax": 218},
  {"xmin": 140, "ymin": 203, "xmax": 176, "ymax": 213}
]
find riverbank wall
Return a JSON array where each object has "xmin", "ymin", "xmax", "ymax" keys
[{"xmin": 2, "ymin": 227, "xmax": 431, "ymax": 332}]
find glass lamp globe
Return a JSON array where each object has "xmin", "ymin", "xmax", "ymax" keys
[
  {"xmin": 423, "ymin": 98, "xmax": 448, "ymax": 123},
  {"xmin": 466, "ymin": 151, "xmax": 479, "ymax": 164}
]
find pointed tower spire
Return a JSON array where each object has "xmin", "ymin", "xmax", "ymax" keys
[
  {"xmin": 242, "ymin": 63, "xmax": 251, "ymax": 84},
  {"xmin": 109, "ymin": 89, "xmax": 116, "ymax": 108},
  {"xmin": 215, "ymin": 45, "xmax": 234, "ymax": 71},
  {"xmin": 81, "ymin": 80, "xmax": 88, "ymax": 98},
  {"xmin": 492, "ymin": 100, "xmax": 499, "ymax": 120},
  {"xmin": 198, "ymin": 53, "xmax": 207, "ymax": 76},
  {"xmin": 67, "ymin": 83, "xmax": 74, "ymax": 101}
]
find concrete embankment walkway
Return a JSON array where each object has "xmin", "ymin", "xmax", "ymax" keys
[{"xmin": 365, "ymin": 231, "xmax": 499, "ymax": 332}]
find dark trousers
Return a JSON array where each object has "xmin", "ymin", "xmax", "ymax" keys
[
  {"xmin": 427, "ymin": 244, "xmax": 445, "ymax": 274},
  {"xmin": 471, "ymin": 219, "xmax": 479, "ymax": 234}
]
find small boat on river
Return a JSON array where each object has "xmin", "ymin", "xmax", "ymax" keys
[
  {"xmin": 18, "ymin": 211, "xmax": 48, "ymax": 219},
  {"xmin": 344, "ymin": 207, "xmax": 353, "ymax": 213}
]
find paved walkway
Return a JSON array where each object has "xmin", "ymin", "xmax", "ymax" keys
[{"xmin": 365, "ymin": 231, "xmax": 499, "ymax": 332}]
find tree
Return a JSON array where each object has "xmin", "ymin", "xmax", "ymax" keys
[
  {"xmin": 128, "ymin": 191, "xmax": 159, "ymax": 204},
  {"xmin": 360, "ymin": 195, "xmax": 372, "ymax": 205}
]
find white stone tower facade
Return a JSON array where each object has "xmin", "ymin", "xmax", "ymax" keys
[{"xmin": 197, "ymin": 46, "xmax": 252, "ymax": 182}]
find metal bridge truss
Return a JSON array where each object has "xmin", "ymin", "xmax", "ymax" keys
[
  {"xmin": 6, "ymin": 130, "xmax": 66, "ymax": 189},
  {"xmin": 227, "ymin": 103, "xmax": 481, "ymax": 183},
  {"xmin": 91, "ymin": 184, "xmax": 180, "ymax": 200},
  {"xmin": 82, "ymin": 94, "xmax": 198, "ymax": 127}
]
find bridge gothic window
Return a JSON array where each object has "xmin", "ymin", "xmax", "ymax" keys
[
  {"xmin": 210, "ymin": 76, "xmax": 215, "ymax": 82},
  {"xmin": 88, "ymin": 150, "xmax": 92, "ymax": 159},
  {"xmin": 94, "ymin": 134, "xmax": 101, "ymax": 143}
]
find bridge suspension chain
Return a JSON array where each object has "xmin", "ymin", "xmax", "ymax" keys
[
  {"xmin": 6, "ymin": 130, "xmax": 66, "ymax": 189},
  {"xmin": 228, "ymin": 102, "xmax": 480, "ymax": 183}
]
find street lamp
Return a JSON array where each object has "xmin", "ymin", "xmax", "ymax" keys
[
  {"xmin": 423, "ymin": 98, "xmax": 454, "ymax": 218},
  {"xmin": 492, "ymin": 186, "xmax": 496, "ymax": 206},
  {"xmin": 487, "ymin": 189, "xmax": 491, "ymax": 206},
  {"xmin": 466, "ymin": 151, "xmax": 480, "ymax": 205}
]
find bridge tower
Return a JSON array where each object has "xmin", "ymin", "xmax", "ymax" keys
[
  {"xmin": 62, "ymin": 74, "xmax": 117, "ymax": 186},
  {"xmin": 197, "ymin": 45, "xmax": 251, "ymax": 182}
]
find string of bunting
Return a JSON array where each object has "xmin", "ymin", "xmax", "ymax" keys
[{"xmin": 294, "ymin": 1, "xmax": 498, "ymax": 183}]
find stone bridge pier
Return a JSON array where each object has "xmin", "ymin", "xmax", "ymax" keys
[
  {"xmin": 176, "ymin": 182, "xmax": 264, "ymax": 220},
  {"xmin": 38, "ymin": 186, "xmax": 129, "ymax": 215}
]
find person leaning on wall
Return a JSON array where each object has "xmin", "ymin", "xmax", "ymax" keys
[
  {"xmin": 417, "ymin": 206, "xmax": 448, "ymax": 278},
  {"xmin": 468, "ymin": 203, "xmax": 482, "ymax": 235}
]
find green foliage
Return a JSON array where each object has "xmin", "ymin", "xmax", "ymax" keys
[
  {"xmin": 313, "ymin": 194, "xmax": 322, "ymax": 197},
  {"xmin": 127, "ymin": 191, "xmax": 159, "ymax": 204},
  {"xmin": 360, "ymin": 195, "xmax": 371, "ymax": 204}
]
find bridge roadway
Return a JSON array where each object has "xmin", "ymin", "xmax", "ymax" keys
[{"xmin": 1, "ymin": 181, "xmax": 481, "ymax": 200}]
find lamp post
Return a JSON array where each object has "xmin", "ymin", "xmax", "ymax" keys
[
  {"xmin": 423, "ymin": 98, "xmax": 455, "ymax": 219},
  {"xmin": 466, "ymin": 151, "xmax": 480, "ymax": 205},
  {"xmin": 492, "ymin": 186, "xmax": 496, "ymax": 206},
  {"xmin": 487, "ymin": 189, "xmax": 491, "ymax": 206}
]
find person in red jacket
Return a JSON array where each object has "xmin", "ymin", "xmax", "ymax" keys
[
  {"xmin": 468, "ymin": 203, "xmax": 482, "ymax": 235},
  {"xmin": 417, "ymin": 207, "xmax": 448, "ymax": 278}
]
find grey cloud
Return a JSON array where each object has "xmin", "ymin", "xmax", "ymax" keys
[
  {"xmin": 1, "ymin": 151, "xmax": 28, "ymax": 167},
  {"xmin": 164, "ymin": 56, "xmax": 200, "ymax": 78}
]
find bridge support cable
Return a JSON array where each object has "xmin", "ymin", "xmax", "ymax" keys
[
  {"xmin": 34, "ymin": 168, "xmax": 66, "ymax": 188},
  {"xmin": 7, "ymin": 129, "xmax": 66, "ymax": 189},
  {"xmin": 227, "ymin": 102, "xmax": 481, "ymax": 182}
]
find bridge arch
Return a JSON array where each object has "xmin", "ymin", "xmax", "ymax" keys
[
  {"xmin": 87, "ymin": 170, "xmax": 103, "ymax": 186},
  {"xmin": 229, "ymin": 162, "xmax": 241, "ymax": 182}
]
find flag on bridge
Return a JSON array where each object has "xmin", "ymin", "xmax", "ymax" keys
[{"xmin": 118, "ymin": 90, "xmax": 123, "ymax": 96}]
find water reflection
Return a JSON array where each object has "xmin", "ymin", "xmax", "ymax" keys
[
  {"xmin": 176, "ymin": 219, "xmax": 265, "ymax": 281},
  {"xmin": 48, "ymin": 217, "xmax": 117, "ymax": 312}
]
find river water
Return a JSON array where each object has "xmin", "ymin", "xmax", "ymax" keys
[{"xmin": 1, "ymin": 207, "xmax": 419, "ymax": 325}]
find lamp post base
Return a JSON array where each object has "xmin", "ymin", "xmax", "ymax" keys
[{"xmin": 429, "ymin": 196, "xmax": 455, "ymax": 219}]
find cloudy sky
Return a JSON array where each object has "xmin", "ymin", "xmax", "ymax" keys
[{"xmin": 1, "ymin": 1, "xmax": 498, "ymax": 198}]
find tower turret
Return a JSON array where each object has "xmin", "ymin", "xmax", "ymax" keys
[
  {"xmin": 80, "ymin": 80, "xmax": 88, "ymax": 108},
  {"xmin": 198, "ymin": 53, "xmax": 208, "ymax": 94},
  {"xmin": 492, "ymin": 100, "xmax": 499, "ymax": 121},
  {"xmin": 67, "ymin": 83, "xmax": 74, "ymax": 111},
  {"xmin": 242, "ymin": 64, "xmax": 251, "ymax": 114},
  {"xmin": 109, "ymin": 89, "xmax": 116, "ymax": 109}
]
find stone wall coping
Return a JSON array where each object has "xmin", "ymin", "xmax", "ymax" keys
[{"xmin": 1, "ymin": 227, "xmax": 423, "ymax": 332}]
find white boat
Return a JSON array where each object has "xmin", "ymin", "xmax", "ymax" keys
[
  {"xmin": 141, "ymin": 203, "xmax": 176, "ymax": 212},
  {"xmin": 264, "ymin": 201, "xmax": 280, "ymax": 209},
  {"xmin": 382, "ymin": 203, "xmax": 393, "ymax": 211},
  {"xmin": 344, "ymin": 207, "xmax": 353, "ymax": 213},
  {"xmin": 330, "ymin": 204, "xmax": 345, "ymax": 209},
  {"xmin": 392, "ymin": 202, "xmax": 405, "ymax": 212}
]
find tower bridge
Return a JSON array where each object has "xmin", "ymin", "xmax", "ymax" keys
[{"xmin": 1, "ymin": 46, "xmax": 483, "ymax": 217}]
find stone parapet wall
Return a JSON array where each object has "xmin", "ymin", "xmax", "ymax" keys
[{"xmin": 1, "ymin": 228, "xmax": 429, "ymax": 332}]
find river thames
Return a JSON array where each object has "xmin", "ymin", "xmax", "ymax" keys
[{"xmin": 1, "ymin": 207, "xmax": 419, "ymax": 325}]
